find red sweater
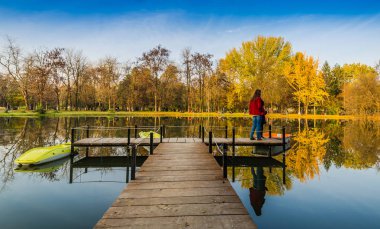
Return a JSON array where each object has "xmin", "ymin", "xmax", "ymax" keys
[{"xmin": 249, "ymin": 98, "xmax": 265, "ymax": 115}]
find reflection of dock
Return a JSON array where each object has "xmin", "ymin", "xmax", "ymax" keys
[
  {"xmin": 71, "ymin": 156, "xmax": 148, "ymax": 168},
  {"xmin": 95, "ymin": 143, "xmax": 257, "ymax": 228},
  {"xmin": 214, "ymin": 156, "xmax": 284, "ymax": 167}
]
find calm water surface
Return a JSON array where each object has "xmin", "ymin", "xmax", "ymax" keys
[{"xmin": 0, "ymin": 117, "xmax": 379, "ymax": 228}]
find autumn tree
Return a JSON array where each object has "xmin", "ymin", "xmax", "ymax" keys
[
  {"xmin": 47, "ymin": 48, "xmax": 65, "ymax": 110},
  {"xmin": 343, "ymin": 69, "xmax": 380, "ymax": 114},
  {"xmin": 340, "ymin": 64, "xmax": 378, "ymax": 114},
  {"xmin": 192, "ymin": 52, "xmax": 213, "ymax": 112},
  {"xmin": 119, "ymin": 66, "xmax": 154, "ymax": 111},
  {"xmin": 139, "ymin": 45, "xmax": 170, "ymax": 111},
  {"xmin": 0, "ymin": 74, "xmax": 22, "ymax": 109},
  {"xmin": 96, "ymin": 57, "xmax": 120, "ymax": 111},
  {"xmin": 62, "ymin": 49, "xmax": 87, "ymax": 110},
  {"xmin": 284, "ymin": 52, "xmax": 327, "ymax": 114},
  {"xmin": 219, "ymin": 36, "xmax": 292, "ymax": 112},
  {"xmin": 0, "ymin": 38, "xmax": 31, "ymax": 109},
  {"xmin": 160, "ymin": 64, "xmax": 185, "ymax": 111},
  {"xmin": 181, "ymin": 48, "xmax": 193, "ymax": 112}
]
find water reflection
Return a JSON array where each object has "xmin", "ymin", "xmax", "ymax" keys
[
  {"xmin": 250, "ymin": 167, "xmax": 267, "ymax": 216},
  {"xmin": 1, "ymin": 117, "xmax": 380, "ymax": 228},
  {"xmin": 14, "ymin": 156, "xmax": 70, "ymax": 173},
  {"xmin": 2, "ymin": 117, "xmax": 380, "ymax": 190},
  {"xmin": 69, "ymin": 155, "xmax": 148, "ymax": 184}
]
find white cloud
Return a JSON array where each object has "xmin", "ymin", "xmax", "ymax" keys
[{"xmin": 0, "ymin": 10, "xmax": 379, "ymax": 66}]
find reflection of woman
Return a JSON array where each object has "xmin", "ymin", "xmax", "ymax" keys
[
  {"xmin": 249, "ymin": 167, "xmax": 267, "ymax": 216},
  {"xmin": 249, "ymin": 89, "xmax": 266, "ymax": 140}
]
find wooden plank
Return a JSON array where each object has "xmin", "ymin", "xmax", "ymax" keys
[
  {"xmin": 193, "ymin": 138, "xmax": 202, "ymax": 143},
  {"xmin": 176, "ymin": 138, "xmax": 186, "ymax": 143},
  {"xmin": 119, "ymin": 187, "xmax": 236, "ymax": 199},
  {"xmin": 95, "ymin": 142, "xmax": 256, "ymax": 228},
  {"xmin": 168, "ymin": 138, "xmax": 178, "ymax": 143},
  {"xmin": 136, "ymin": 170, "xmax": 222, "ymax": 177},
  {"xmin": 146, "ymin": 154, "xmax": 214, "ymax": 160},
  {"xmin": 139, "ymin": 165, "xmax": 220, "ymax": 171},
  {"xmin": 133, "ymin": 174, "xmax": 224, "ymax": 182},
  {"xmin": 126, "ymin": 180, "xmax": 229, "ymax": 190},
  {"xmin": 73, "ymin": 138, "xmax": 102, "ymax": 146},
  {"xmin": 103, "ymin": 203, "xmax": 247, "ymax": 218},
  {"xmin": 96, "ymin": 215, "xmax": 256, "ymax": 229},
  {"xmin": 112, "ymin": 195, "xmax": 241, "ymax": 206}
]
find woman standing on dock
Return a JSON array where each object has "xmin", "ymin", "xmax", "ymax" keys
[{"xmin": 249, "ymin": 89, "xmax": 266, "ymax": 140}]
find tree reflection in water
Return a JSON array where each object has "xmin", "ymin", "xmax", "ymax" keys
[
  {"xmin": 228, "ymin": 118, "xmax": 380, "ymax": 215},
  {"xmin": 1, "ymin": 117, "xmax": 380, "ymax": 194}
]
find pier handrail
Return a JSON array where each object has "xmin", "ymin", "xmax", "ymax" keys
[{"xmin": 73, "ymin": 126, "xmax": 157, "ymax": 131}]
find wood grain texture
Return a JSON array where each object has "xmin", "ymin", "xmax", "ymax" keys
[{"xmin": 94, "ymin": 143, "xmax": 256, "ymax": 229}]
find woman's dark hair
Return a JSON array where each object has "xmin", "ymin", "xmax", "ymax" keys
[{"xmin": 252, "ymin": 89, "xmax": 261, "ymax": 100}]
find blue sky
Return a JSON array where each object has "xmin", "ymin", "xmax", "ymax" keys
[{"xmin": 0, "ymin": 0, "xmax": 379, "ymax": 65}]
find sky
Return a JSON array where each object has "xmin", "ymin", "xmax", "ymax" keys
[{"xmin": 0, "ymin": 0, "xmax": 379, "ymax": 66}]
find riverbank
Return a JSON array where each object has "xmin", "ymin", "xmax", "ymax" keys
[{"xmin": 1, "ymin": 110, "xmax": 379, "ymax": 120}]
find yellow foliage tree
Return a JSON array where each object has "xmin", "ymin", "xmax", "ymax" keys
[
  {"xmin": 341, "ymin": 64, "xmax": 379, "ymax": 114},
  {"xmin": 219, "ymin": 36, "xmax": 292, "ymax": 111},
  {"xmin": 284, "ymin": 52, "xmax": 328, "ymax": 114},
  {"xmin": 286, "ymin": 123, "xmax": 329, "ymax": 182}
]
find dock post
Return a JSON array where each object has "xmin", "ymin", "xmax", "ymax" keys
[
  {"xmin": 69, "ymin": 154, "xmax": 74, "ymax": 184},
  {"xmin": 131, "ymin": 146, "xmax": 136, "ymax": 180},
  {"xmin": 71, "ymin": 128, "xmax": 75, "ymax": 155},
  {"xmin": 86, "ymin": 125, "xmax": 90, "ymax": 138},
  {"xmin": 283, "ymin": 159, "xmax": 286, "ymax": 185},
  {"xmin": 269, "ymin": 124, "xmax": 272, "ymax": 138},
  {"xmin": 202, "ymin": 126, "xmax": 205, "ymax": 143},
  {"xmin": 232, "ymin": 165, "xmax": 235, "ymax": 182},
  {"xmin": 232, "ymin": 127, "xmax": 235, "ymax": 157},
  {"xmin": 160, "ymin": 125, "xmax": 163, "ymax": 143},
  {"xmin": 209, "ymin": 131, "xmax": 212, "ymax": 154},
  {"xmin": 282, "ymin": 126, "xmax": 286, "ymax": 153},
  {"xmin": 85, "ymin": 125, "xmax": 89, "ymax": 157},
  {"xmin": 225, "ymin": 125, "xmax": 228, "ymax": 138},
  {"xmin": 150, "ymin": 132, "xmax": 154, "ymax": 155},
  {"xmin": 126, "ymin": 147, "xmax": 130, "ymax": 183},
  {"xmin": 199, "ymin": 125, "xmax": 201, "ymax": 138},
  {"xmin": 223, "ymin": 144, "xmax": 228, "ymax": 179},
  {"xmin": 134, "ymin": 125, "xmax": 138, "ymax": 138},
  {"xmin": 127, "ymin": 128, "xmax": 131, "ymax": 145},
  {"xmin": 282, "ymin": 126, "xmax": 286, "ymax": 184}
]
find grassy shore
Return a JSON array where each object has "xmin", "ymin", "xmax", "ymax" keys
[{"xmin": 0, "ymin": 110, "xmax": 379, "ymax": 120}]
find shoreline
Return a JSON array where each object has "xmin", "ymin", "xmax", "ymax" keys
[{"xmin": 0, "ymin": 110, "xmax": 379, "ymax": 120}]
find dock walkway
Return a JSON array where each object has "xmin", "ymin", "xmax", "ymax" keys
[
  {"xmin": 74, "ymin": 137, "xmax": 285, "ymax": 147},
  {"xmin": 95, "ymin": 142, "xmax": 257, "ymax": 229}
]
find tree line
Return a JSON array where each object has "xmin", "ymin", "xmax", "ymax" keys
[{"xmin": 1, "ymin": 36, "xmax": 379, "ymax": 115}]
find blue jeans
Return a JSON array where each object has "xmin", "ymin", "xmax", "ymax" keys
[{"xmin": 250, "ymin": 116, "xmax": 262, "ymax": 139}]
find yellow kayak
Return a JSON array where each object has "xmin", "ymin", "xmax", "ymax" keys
[
  {"xmin": 15, "ymin": 143, "xmax": 73, "ymax": 165},
  {"xmin": 138, "ymin": 131, "xmax": 160, "ymax": 138}
]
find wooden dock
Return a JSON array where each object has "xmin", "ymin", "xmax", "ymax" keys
[
  {"xmin": 73, "ymin": 137, "xmax": 285, "ymax": 147},
  {"xmin": 95, "ymin": 143, "xmax": 257, "ymax": 229}
]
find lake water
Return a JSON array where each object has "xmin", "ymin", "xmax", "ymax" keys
[{"xmin": 0, "ymin": 117, "xmax": 379, "ymax": 228}]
